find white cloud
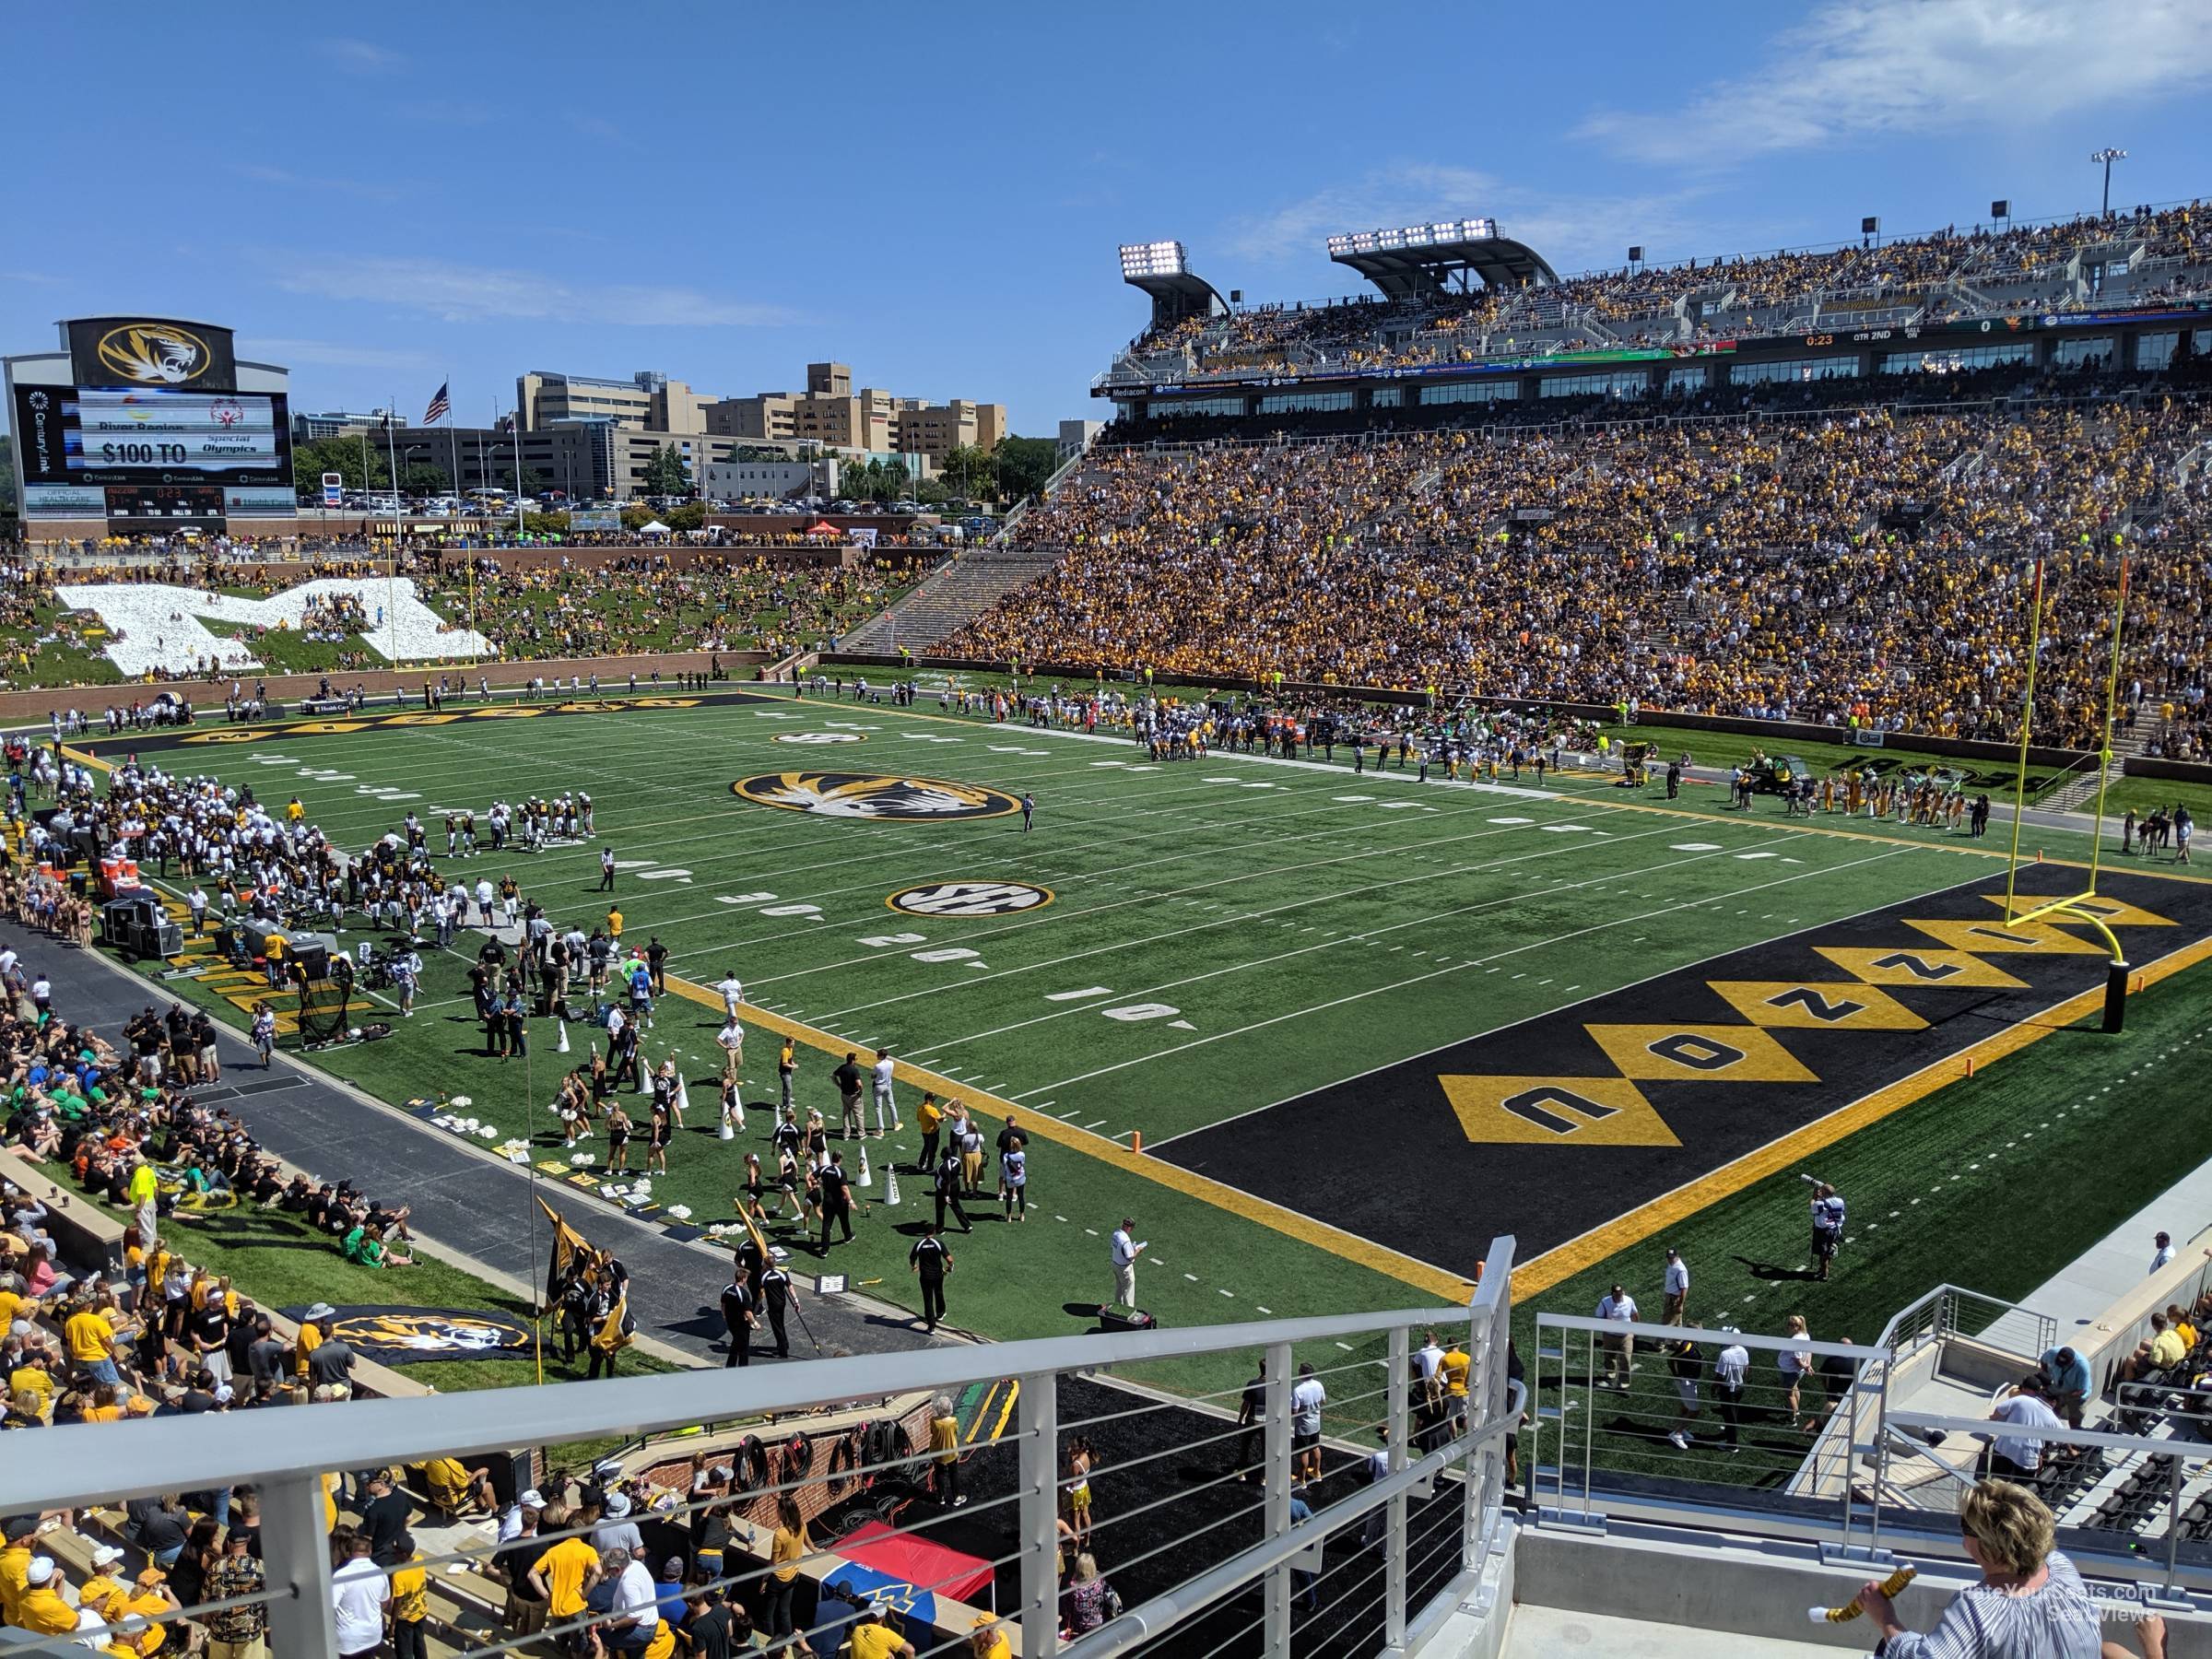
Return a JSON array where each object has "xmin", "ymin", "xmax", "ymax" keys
[
  {"xmin": 1219, "ymin": 163, "xmax": 1725, "ymax": 281},
  {"xmin": 270, "ymin": 255, "xmax": 800, "ymax": 328},
  {"xmin": 236, "ymin": 337, "xmax": 436, "ymax": 371},
  {"xmin": 232, "ymin": 164, "xmax": 398, "ymax": 201},
  {"xmin": 317, "ymin": 37, "xmax": 405, "ymax": 75},
  {"xmin": 1578, "ymin": 0, "xmax": 2212, "ymax": 164}
]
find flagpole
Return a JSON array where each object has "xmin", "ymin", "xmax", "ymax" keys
[
  {"xmin": 443, "ymin": 382, "xmax": 476, "ymax": 665},
  {"xmin": 383, "ymin": 403, "xmax": 400, "ymax": 665}
]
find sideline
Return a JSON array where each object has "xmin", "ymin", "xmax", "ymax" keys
[{"xmin": 749, "ymin": 688, "xmax": 2212, "ymax": 890}]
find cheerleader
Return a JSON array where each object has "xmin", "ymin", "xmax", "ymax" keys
[
  {"xmin": 738, "ymin": 1153, "xmax": 772, "ymax": 1228},
  {"xmin": 646, "ymin": 1099, "xmax": 672, "ymax": 1174}
]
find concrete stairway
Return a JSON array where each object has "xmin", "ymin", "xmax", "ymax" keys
[
  {"xmin": 2043, "ymin": 726, "xmax": 2148, "ymax": 813},
  {"xmin": 840, "ymin": 547, "xmax": 1065, "ymax": 653}
]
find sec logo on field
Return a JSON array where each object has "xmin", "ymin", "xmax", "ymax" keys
[
  {"xmin": 888, "ymin": 881, "xmax": 1053, "ymax": 917},
  {"xmin": 732, "ymin": 772, "xmax": 1020, "ymax": 821},
  {"xmin": 771, "ymin": 732, "xmax": 869, "ymax": 746}
]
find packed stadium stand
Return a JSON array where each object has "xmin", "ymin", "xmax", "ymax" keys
[
  {"xmin": 1098, "ymin": 205, "xmax": 2208, "ymax": 397},
  {"xmin": 839, "ymin": 204, "xmax": 2212, "ymax": 755}
]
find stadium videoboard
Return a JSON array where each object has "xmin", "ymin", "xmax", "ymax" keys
[
  {"xmin": 7, "ymin": 315, "xmax": 291, "ymax": 533},
  {"xmin": 12, "ymin": 383, "xmax": 295, "ymax": 529}
]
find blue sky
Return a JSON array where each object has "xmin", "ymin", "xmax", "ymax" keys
[{"xmin": 6, "ymin": 1, "xmax": 2209, "ymax": 437}]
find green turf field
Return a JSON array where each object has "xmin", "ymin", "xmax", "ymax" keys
[{"xmin": 100, "ymin": 688, "xmax": 2212, "ymax": 1410}]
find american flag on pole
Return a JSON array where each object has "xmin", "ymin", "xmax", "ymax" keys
[{"xmin": 422, "ymin": 381, "xmax": 451, "ymax": 424}]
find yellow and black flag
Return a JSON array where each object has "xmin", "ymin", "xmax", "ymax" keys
[{"xmin": 538, "ymin": 1195, "xmax": 592, "ymax": 1307}]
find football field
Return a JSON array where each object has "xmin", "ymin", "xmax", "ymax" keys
[{"xmin": 103, "ymin": 688, "xmax": 2212, "ymax": 1371}]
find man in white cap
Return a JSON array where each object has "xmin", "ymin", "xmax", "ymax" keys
[
  {"xmin": 13, "ymin": 1556, "xmax": 76, "ymax": 1638},
  {"xmin": 499, "ymin": 1488, "xmax": 544, "ymax": 1544}
]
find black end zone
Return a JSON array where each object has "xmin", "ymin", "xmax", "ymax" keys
[{"xmin": 1161, "ymin": 867, "xmax": 2212, "ymax": 1279}]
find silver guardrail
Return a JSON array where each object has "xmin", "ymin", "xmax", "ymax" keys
[{"xmin": 6, "ymin": 1241, "xmax": 1523, "ymax": 1659}]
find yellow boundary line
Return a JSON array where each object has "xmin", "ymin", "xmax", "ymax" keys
[
  {"xmin": 659, "ymin": 969, "xmax": 1482, "ymax": 1303},
  {"xmin": 1510, "ymin": 927, "xmax": 2212, "ymax": 1299}
]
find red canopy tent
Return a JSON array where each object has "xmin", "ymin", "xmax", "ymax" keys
[
  {"xmin": 836, "ymin": 1520, "xmax": 995, "ymax": 1609},
  {"xmin": 804, "ymin": 520, "xmax": 843, "ymax": 537}
]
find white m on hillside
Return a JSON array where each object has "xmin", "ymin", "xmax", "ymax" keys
[{"xmin": 55, "ymin": 579, "xmax": 491, "ymax": 677}]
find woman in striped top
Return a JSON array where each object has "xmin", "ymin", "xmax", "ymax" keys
[{"xmin": 1856, "ymin": 1480, "xmax": 2115, "ymax": 1657}]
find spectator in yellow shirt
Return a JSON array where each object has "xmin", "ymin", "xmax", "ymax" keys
[
  {"xmin": 127, "ymin": 1155, "xmax": 160, "ymax": 1249},
  {"xmin": 849, "ymin": 1606, "xmax": 917, "ymax": 1659},
  {"xmin": 76, "ymin": 1544, "xmax": 131, "ymax": 1623},
  {"xmin": 525, "ymin": 1504, "xmax": 602, "ymax": 1618},
  {"xmin": 110, "ymin": 1569, "xmax": 181, "ymax": 1655},
  {"xmin": 0, "ymin": 1272, "xmax": 37, "ymax": 1331},
  {"xmin": 0, "ymin": 1518, "xmax": 39, "ymax": 1626},
  {"xmin": 14, "ymin": 1556, "xmax": 79, "ymax": 1637},
  {"xmin": 389, "ymin": 1535, "xmax": 429, "ymax": 1659},
  {"xmin": 8, "ymin": 1347, "xmax": 55, "ymax": 1420},
  {"xmin": 65, "ymin": 1303, "xmax": 124, "ymax": 1385}
]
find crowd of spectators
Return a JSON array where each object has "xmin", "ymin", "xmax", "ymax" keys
[
  {"xmin": 951, "ymin": 389, "xmax": 2212, "ymax": 747},
  {"xmin": 426, "ymin": 555, "xmax": 911, "ymax": 664},
  {"xmin": 1117, "ymin": 202, "xmax": 2210, "ymax": 386},
  {"xmin": 0, "ymin": 552, "xmax": 920, "ymax": 689}
]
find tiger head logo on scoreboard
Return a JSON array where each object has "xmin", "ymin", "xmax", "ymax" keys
[{"xmin": 95, "ymin": 323, "xmax": 213, "ymax": 385}]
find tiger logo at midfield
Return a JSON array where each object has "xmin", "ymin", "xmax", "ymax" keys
[{"xmin": 732, "ymin": 771, "xmax": 1019, "ymax": 821}]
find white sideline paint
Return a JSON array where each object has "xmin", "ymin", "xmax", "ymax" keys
[{"xmin": 55, "ymin": 577, "xmax": 491, "ymax": 676}]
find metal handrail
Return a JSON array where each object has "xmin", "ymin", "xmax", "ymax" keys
[{"xmin": 6, "ymin": 1273, "xmax": 1528, "ymax": 1659}]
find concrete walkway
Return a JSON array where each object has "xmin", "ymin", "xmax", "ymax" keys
[
  {"xmin": 1503, "ymin": 1606, "xmax": 1839, "ymax": 1659},
  {"xmin": 6, "ymin": 917, "xmax": 939, "ymax": 1366}
]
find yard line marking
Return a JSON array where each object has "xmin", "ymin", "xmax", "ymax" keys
[
  {"xmin": 821, "ymin": 818, "xmax": 1705, "ymax": 1030},
  {"xmin": 1115, "ymin": 847, "xmax": 1919, "ymax": 1149},
  {"xmin": 749, "ymin": 790, "xmax": 1618, "ymax": 994}
]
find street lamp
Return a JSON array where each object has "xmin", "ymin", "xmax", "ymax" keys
[{"xmin": 2090, "ymin": 147, "xmax": 2128, "ymax": 216}]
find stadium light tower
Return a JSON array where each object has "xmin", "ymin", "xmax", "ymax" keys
[
  {"xmin": 1116, "ymin": 240, "xmax": 1229, "ymax": 334},
  {"xmin": 2090, "ymin": 147, "xmax": 2128, "ymax": 216}
]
